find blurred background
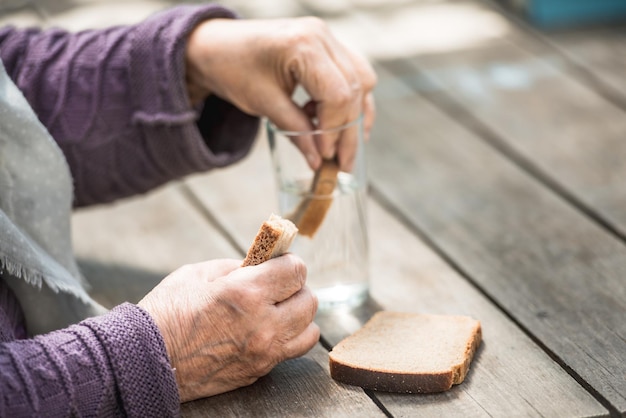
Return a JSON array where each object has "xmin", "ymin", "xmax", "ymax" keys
[
  {"xmin": 2, "ymin": 0, "xmax": 626, "ymax": 62},
  {"xmin": 1, "ymin": 0, "xmax": 625, "ymax": 307},
  {"xmin": 1, "ymin": 0, "xmax": 625, "ymax": 118}
]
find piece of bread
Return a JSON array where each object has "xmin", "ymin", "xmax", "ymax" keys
[
  {"xmin": 289, "ymin": 159, "xmax": 339, "ymax": 238},
  {"xmin": 241, "ymin": 214, "xmax": 298, "ymax": 267},
  {"xmin": 329, "ymin": 311, "xmax": 482, "ymax": 393}
]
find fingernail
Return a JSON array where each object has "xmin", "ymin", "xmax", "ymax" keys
[
  {"xmin": 307, "ymin": 153, "xmax": 320, "ymax": 169},
  {"xmin": 323, "ymin": 147, "xmax": 336, "ymax": 161}
]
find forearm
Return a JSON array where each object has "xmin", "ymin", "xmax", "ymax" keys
[
  {"xmin": 0, "ymin": 5, "xmax": 258, "ymax": 206},
  {"xmin": 0, "ymin": 303, "xmax": 178, "ymax": 416}
]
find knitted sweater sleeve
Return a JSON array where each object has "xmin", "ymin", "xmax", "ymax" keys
[
  {"xmin": 0, "ymin": 5, "xmax": 259, "ymax": 207},
  {"xmin": 0, "ymin": 303, "xmax": 179, "ymax": 417}
]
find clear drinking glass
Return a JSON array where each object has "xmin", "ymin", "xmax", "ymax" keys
[{"xmin": 267, "ymin": 115, "xmax": 369, "ymax": 310}]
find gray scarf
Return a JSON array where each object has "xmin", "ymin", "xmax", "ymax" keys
[{"xmin": 0, "ymin": 60, "xmax": 107, "ymax": 336}]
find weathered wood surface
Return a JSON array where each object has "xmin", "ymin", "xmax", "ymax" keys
[
  {"xmin": 487, "ymin": 0, "xmax": 626, "ymax": 104},
  {"xmin": 369, "ymin": 64, "xmax": 626, "ymax": 415},
  {"xmin": 325, "ymin": 203, "xmax": 607, "ymax": 417},
  {"xmin": 541, "ymin": 26, "xmax": 626, "ymax": 103},
  {"xmin": 388, "ymin": 42, "xmax": 626, "ymax": 239},
  {"xmin": 184, "ymin": 135, "xmax": 280, "ymax": 254},
  {"xmin": 71, "ymin": 180, "xmax": 382, "ymax": 417},
  {"xmin": 181, "ymin": 344, "xmax": 385, "ymax": 418},
  {"xmin": 185, "ymin": 132, "xmax": 607, "ymax": 417},
  {"xmin": 71, "ymin": 184, "xmax": 241, "ymax": 307},
  {"xmin": 368, "ymin": 1, "xmax": 626, "ymax": 412},
  {"xmin": 327, "ymin": 0, "xmax": 626, "ymax": 241}
]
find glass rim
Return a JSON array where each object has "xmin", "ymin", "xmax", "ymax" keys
[{"xmin": 266, "ymin": 113, "xmax": 363, "ymax": 136}]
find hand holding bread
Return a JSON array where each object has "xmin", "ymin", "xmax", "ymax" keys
[{"xmin": 138, "ymin": 216, "xmax": 318, "ymax": 402}]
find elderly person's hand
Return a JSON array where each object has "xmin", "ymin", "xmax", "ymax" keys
[
  {"xmin": 185, "ymin": 17, "xmax": 377, "ymax": 172},
  {"xmin": 138, "ymin": 254, "xmax": 319, "ymax": 402}
]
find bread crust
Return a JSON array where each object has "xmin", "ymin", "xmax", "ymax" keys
[
  {"xmin": 328, "ymin": 312, "xmax": 482, "ymax": 394},
  {"xmin": 329, "ymin": 362, "xmax": 454, "ymax": 394},
  {"xmin": 289, "ymin": 159, "xmax": 339, "ymax": 238},
  {"xmin": 242, "ymin": 214, "xmax": 298, "ymax": 267}
]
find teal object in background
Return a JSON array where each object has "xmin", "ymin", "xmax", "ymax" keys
[{"xmin": 507, "ymin": 0, "xmax": 626, "ymax": 29}]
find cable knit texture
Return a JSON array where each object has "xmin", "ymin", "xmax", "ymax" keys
[
  {"xmin": 0, "ymin": 281, "xmax": 178, "ymax": 417},
  {"xmin": 0, "ymin": 4, "xmax": 259, "ymax": 207},
  {"xmin": 0, "ymin": 3, "xmax": 262, "ymax": 416}
]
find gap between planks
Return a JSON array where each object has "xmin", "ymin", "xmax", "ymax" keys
[
  {"xmin": 368, "ymin": 182, "xmax": 619, "ymax": 418},
  {"xmin": 479, "ymin": 0, "xmax": 626, "ymax": 113},
  {"xmin": 379, "ymin": 58, "xmax": 626, "ymax": 249},
  {"xmin": 178, "ymin": 182, "xmax": 248, "ymax": 258}
]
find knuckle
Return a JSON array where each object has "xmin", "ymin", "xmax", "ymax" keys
[
  {"xmin": 172, "ymin": 263, "xmax": 197, "ymax": 281},
  {"xmin": 285, "ymin": 17, "xmax": 324, "ymax": 44},
  {"xmin": 247, "ymin": 332, "xmax": 279, "ymax": 374},
  {"xmin": 238, "ymin": 283, "xmax": 262, "ymax": 305},
  {"xmin": 289, "ymin": 255, "xmax": 307, "ymax": 289},
  {"xmin": 251, "ymin": 327, "xmax": 273, "ymax": 351},
  {"xmin": 282, "ymin": 17, "xmax": 328, "ymax": 53},
  {"xmin": 177, "ymin": 263, "xmax": 194, "ymax": 274},
  {"xmin": 308, "ymin": 323, "xmax": 321, "ymax": 345},
  {"xmin": 309, "ymin": 289, "xmax": 319, "ymax": 317},
  {"xmin": 300, "ymin": 16, "xmax": 327, "ymax": 34},
  {"xmin": 363, "ymin": 70, "xmax": 378, "ymax": 91},
  {"xmin": 255, "ymin": 357, "xmax": 276, "ymax": 377},
  {"xmin": 350, "ymin": 80, "xmax": 363, "ymax": 96},
  {"xmin": 298, "ymin": 287, "xmax": 318, "ymax": 320},
  {"xmin": 224, "ymin": 281, "xmax": 257, "ymax": 309},
  {"xmin": 332, "ymin": 86, "xmax": 354, "ymax": 108}
]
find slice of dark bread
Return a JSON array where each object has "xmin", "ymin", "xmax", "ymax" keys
[
  {"xmin": 329, "ymin": 311, "xmax": 481, "ymax": 393},
  {"xmin": 289, "ymin": 158, "xmax": 339, "ymax": 238},
  {"xmin": 242, "ymin": 214, "xmax": 298, "ymax": 267}
]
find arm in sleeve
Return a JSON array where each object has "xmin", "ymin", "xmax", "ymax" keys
[
  {"xmin": 0, "ymin": 5, "xmax": 259, "ymax": 207},
  {"xmin": 0, "ymin": 303, "xmax": 179, "ymax": 417}
]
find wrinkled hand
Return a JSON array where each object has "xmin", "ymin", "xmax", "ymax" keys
[
  {"xmin": 185, "ymin": 17, "xmax": 377, "ymax": 172},
  {"xmin": 138, "ymin": 255, "xmax": 319, "ymax": 402}
]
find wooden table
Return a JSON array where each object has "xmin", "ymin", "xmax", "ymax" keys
[{"xmin": 67, "ymin": 1, "xmax": 626, "ymax": 417}]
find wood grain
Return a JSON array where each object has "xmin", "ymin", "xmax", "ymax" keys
[
  {"xmin": 184, "ymin": 116, "xmax": 607, "ymax": 417},
  {"xmin": 184, "ymin": 133, "xmax": 279, "ymax": 254},
  {"xmin": 181, "ymin": 344, "xmax": 385, "ymax": 418},
  {"xmin": 71, "ymin": 184, "xmax": 241, "ymax": 307},
  {"xmin": 369, "ymin": 64, "xmax": 625, "ymax": 415},
  {"xmin": 365, "ymin": 202, "xmax": 606, "ymax": 417},
  {"xmin": 391, "ymin": 39, "xmax": 626, "ymax": 241},
  {"xmin": 546, "ymin": 27, "xmax": 626, "ymax": 101}
]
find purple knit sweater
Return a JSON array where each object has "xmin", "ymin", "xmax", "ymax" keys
[{"xmin": 0, "ymin": 4, "xmax": 259, "ymax": 417}]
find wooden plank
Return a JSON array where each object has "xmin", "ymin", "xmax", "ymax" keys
[
  {"xmin": 185, "ymin": 112, "xmax": 607, "ymax": 416},
  {"xmin": 388, "ymin": 36, "xmax": 626, "ymax": 240},
  {"xmin": 369, "ymin": 64, "xmax": 625, "ymax": 415},
  {"xmin": 181, "ymin": 344, "xmax": 385, "ymax": 418},
  {"xmin": 487, "ymin": 0, "xmax": 626, "ymax": 103},
  {"xmin": 357, "ymin": 202, "xmax": 607, "ymax": 417},
  {"xmin": 71, "ymin": 183, "xmax": 241, "ymax": 307},
  {"xmin": 184, "ymin": 132, "xmax": 280, "ymax": 253},
  {"xmin": 538, "ymin": 27, "xmax": 626, "ymax": 101}
]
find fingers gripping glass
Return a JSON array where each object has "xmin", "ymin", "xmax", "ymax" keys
[{"xmin": 266, "ymin": 115, "xmax": 369, "ymax": 310}]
